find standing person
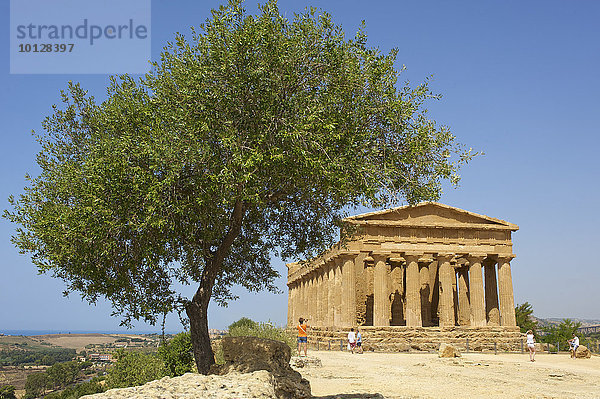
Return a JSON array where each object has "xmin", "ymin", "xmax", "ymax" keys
[
  {"xmin": 568, "ymin": 333, "xmax": 579, "ymax": 358},
  {"xmin": 347, "ymin": 328, "xmax": 356, "ymax": 354},
  {"xmin": 356, "ymin": 328, "xmax": 363, "ymax": 354},
  {"xmin": 526, "ymin": 330, "xmax": 535, "ymax": 362},
  {"xmin": 297, "ymin": 318, "xmax": 309, "ymax": 357}
]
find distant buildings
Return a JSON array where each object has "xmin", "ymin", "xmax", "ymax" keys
[
  {"xmin": 208, "ymin": 329, "xmax": 227, "ymax": 339},
  {"xmin": 89, "ymin": 353, "xmax": 115, "ymax": 363}
]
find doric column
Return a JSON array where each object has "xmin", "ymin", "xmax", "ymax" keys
[
  {"xmin": 405, "ymin": 254, "xmax": 422, "ymax": 327},
  {"xmin": 306, "ymin": 276, "xmax": 311, "ymax": 321},
  {"xmin": 497, "ymin": 256, "xmax": 517, "ymax": 327},
  {"xmin": 293, "ymin": 282, "xmax": 299, "ymax": 325},
  {"xmin": 373, "ymin": 253, "xmax": 390, "ymax": 326},
  {"xmin": 457, "ymin": 266, "xmax": 471, "ymax": 326},
  {"xmin": 315, "ymin": 268, "xmax": 323, "ymax": 326},
  {"xmin": 429, "ymin": 260, "xmax": 439, "ymax": 324},
  {"xmin": 321, "ymin": 264, "xmax": 329, "ymax": 327},
  {"xmin": 437, "ymin": 254, "xmax": 455, "ymax": 327},
  {"xmin": 296, "ymin": 276, "xmax": 308, "ymax": 320},
  {"xmin": 484, "ymin": 258, "xmax": 500, "ymax": 326},
  {"xmin": 327, "ymin": 261, "xmax": 335, "ymax": 326},
  {"xmin": 333, "ymin": 257, "xmax": 343, "ymax": 326},
  {"xmin": 419, "ymin": 259, "xmax": 432, "ymax": 326},
  {"xmin": 312, "ymin": 272, "xmax": 318, "ymax": 323},
  {"xmin": 307, "ymin": 273, "xmax": 315, "ymax": 322},
  {"xmin": 298, "ymin": 279, "xmax": 304, "ymax": 322},
  {"xmin": 452, "ymin": 266, "xmax": 459, "ymax": 325},
  {"xmin": 298, "ymin": 278, "xmax": 303, "ymax": 321},
  {"xmin": 341, "ymin": 253, "xmax": 358, "ymax": 327},
  {"xmin": 467, "ymin": 254, "xmax": 487, "ymax": 327}
]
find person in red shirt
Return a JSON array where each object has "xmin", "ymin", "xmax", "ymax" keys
[{"xmin": 297, "ymin": 317, "xmax": 309, "ymax": 357}]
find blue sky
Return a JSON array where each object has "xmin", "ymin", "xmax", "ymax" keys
[{"xmin": 1, "ymin": 0, "xmax": 599, "ymax": 333}]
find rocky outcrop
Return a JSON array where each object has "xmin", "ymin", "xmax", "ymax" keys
[
  {"xmin": 575, "ymin": 345, "xmax": 592, "ymax": 359},
  {"xmin": 438, "ymin": 343, "xmax": 461, "ymax": 358},
  {"xmin": 82, "ymin": 370, "xmax": 277, "ymax": 399},
  {"xmin": 218, "ymin": 336, "xmax": 311, "ymax": 399}
]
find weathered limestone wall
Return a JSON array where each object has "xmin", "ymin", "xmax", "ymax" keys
[{"xmin": 306, "ymin": 326, "xmax": 523, "ymax": 352}]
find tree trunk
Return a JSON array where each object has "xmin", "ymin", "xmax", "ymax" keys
[
  {"xmin": 187, "ymin": 199, "xmax": 246, "ymax": 375},
  {"xmin": 186, "ymin": 295, "xmax": 214, "ymax": 374}
]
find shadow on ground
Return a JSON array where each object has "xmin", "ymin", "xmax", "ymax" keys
[{"xmin": 313, "ymin": 394, "xmax": 385, "ymax": 399}]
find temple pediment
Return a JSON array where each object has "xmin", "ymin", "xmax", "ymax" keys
[{"xmin": 344, "ymin": 202, "xmax": 518, "ymax": 231}]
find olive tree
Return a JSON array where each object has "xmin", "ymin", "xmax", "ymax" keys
[{"xmin": 5, "ymin": 0, "xmax": 476, "ymax": 373}]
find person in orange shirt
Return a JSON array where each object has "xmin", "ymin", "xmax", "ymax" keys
[{"xmin": 297, "ymin": 317, "xmax": 309, "ymax": 357}]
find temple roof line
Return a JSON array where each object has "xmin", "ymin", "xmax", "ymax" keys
[{"xmin": 344, "ymin": 202, "xmax": 519, "ymax": 231}]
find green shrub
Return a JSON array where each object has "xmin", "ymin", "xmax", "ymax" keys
[
  {"xmin": 44, "ymin": 378, "xmax": 105, "ymax": 399},
  {"xmin": 158, "ymin": 332, "xmax": 194, "ymax": 377},
  {"xmin": 46, "ymin": 361, "xmax": 81, "ymax": 390},
  {"xmin": 214, "ymin": 318, "xmax": 296, "ymax": 364},
  {"xmin": 0, "ymin": 348, "xmax": 77, "ymax": 366},
  {"xmin": 229, "ymin": 320, "xmax": 295, "ymax": 349},
  {"xmin": 105, "ymin": 350, "xmax": 167, "ymax": 389},
  {"xmin": 0, "ymin": 385, "xmax": 17, "ymax": 399},
  {"xmin": 540, "ymin": 319, "xmax": 581, "ymax": 350},
  {"xmin": 24, "ymin": 372, "xmax": 47, "ymax": 399},
  {"xmin": 228, "ymin": 317, "xmax": 258, "ymax": 331}
]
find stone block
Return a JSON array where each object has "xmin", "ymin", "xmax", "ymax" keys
[
  {"xmin": 575, "ymin": 345, "xmax": 592, "ymax": 359},
  {"xmin": 438, "ymin": 343, "xmax": 461, "ymax": 358},
  {"xmin": 220, "ymin": 336, "xmax": 311, "ymax": 399}
]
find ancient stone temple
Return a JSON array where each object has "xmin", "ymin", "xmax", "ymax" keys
[{"xmin": 286, "ymin": 203, "xmax": 522, "ymax": 351}]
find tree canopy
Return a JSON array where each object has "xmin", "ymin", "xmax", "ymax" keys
[
  {"xmin": 5, "ymin": 0, "xmax": 475, "ymax": 373},
  {"xmin": 515, "ymin": 302, "xmax": 538, "ymax": 334},
  {"xmin": 540, "ymin": 319, "xmax": 581, "ymax": 348}
]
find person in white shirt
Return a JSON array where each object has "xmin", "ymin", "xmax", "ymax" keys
[
  {"xmin": 568, "ymin": 333, "xmax": 580, "ymax": 358},
  {"xmin": 526, "ymin": 330, "xmax": 535, "ymax": 362},
  {"xmin": 347, "ymin": 328, "xmax": 356, "ymax": 354}
]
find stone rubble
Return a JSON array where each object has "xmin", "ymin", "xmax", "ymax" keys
[{"xmin": 289, "ymin": 356, "xmax": 323, "ymax": 368}]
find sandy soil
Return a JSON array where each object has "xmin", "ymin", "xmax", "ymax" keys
[{"xmin": 301, "ymin": 350, "xmax": 600, "ymax": 399}]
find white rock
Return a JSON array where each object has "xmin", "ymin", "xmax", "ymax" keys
[{"xmin": 82, "ymin": 371, "xmax": 277, "ymax": 399}]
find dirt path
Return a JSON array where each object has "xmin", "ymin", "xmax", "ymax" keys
[{"xmin": 300, "ymin": 351, "xmax": 600, "ymax": 399}]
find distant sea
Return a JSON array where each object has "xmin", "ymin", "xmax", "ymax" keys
[{"xmin": 1, "ymin": 329, "xmax": 178, "ymax": 336}]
